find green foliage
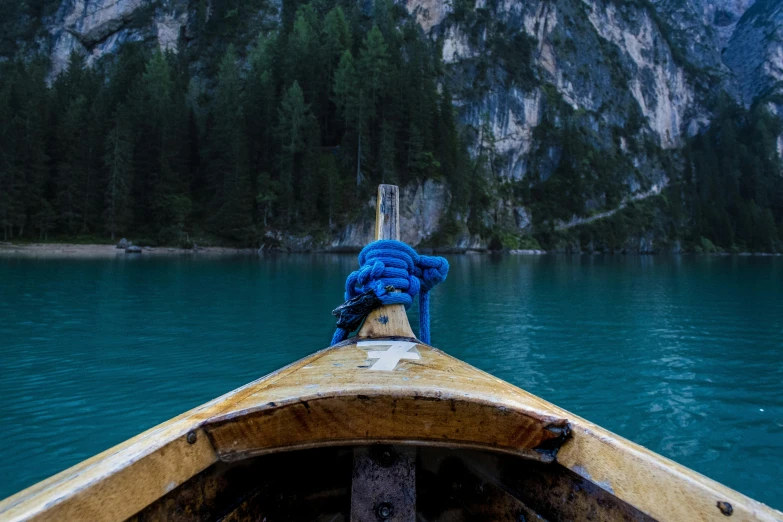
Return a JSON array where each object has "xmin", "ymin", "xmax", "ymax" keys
[
  {"xmin": 489, "ymin": 30, "xmax": 535, "ymax": 89},
  {"xmin": 3, "ymin": 0, "xmax": 780, "ymax": 252},
  {"xmin": 0, "ymin": 0, "xmax": 59, "ymax": 56},
  {"xmin": 207, "ymin": 45, "xmax": 252, "ymax": 241},
  {"xmin": 0, "ymin": 0, "xmax": 463, "ymax": 246},
  {"xmin": 103, "ymin": 104, "xmax": 134, "ymax": 240},
  {"xmin": 528, "ymin": 114, "xmax": 632, "ymax": 228},
  {"xmin": 487, "ymin": 229, "xmax": 540, "ymax": 251},
  {"xmin": 682, "ymin": 96, "xmax": 783, "ymax": 252},
  {"xmin": 698, "ymin": 236, "xmax": 719, "ymax": 254},
  {"xmin": 445, "ymin": 4, "xmax": 536, "ymax": 93}
]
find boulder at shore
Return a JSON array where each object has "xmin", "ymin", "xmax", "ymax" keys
[
  {"xmin": 117, "ymin": 238, "xmax": 130, "ymax": 249},
  {"xmin": 125, "ymin": 246, "xmax": 142, "ymax": 254}
]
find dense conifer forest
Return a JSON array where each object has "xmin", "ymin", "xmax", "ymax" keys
[
  {"xmin": 0, "ymin": 0, "xmax": 473, "ymax": 247},
  {"xmin": 0, "ymin": 0, "xmax": 781, "ymax": 251}
]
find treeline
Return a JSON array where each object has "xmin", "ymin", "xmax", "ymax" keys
[
  {"xmin": 2, "ymin": 0, "xmax": 782, "ymax": 252},
  {"xmin": 0, "ymin": 0, "xmax": 473, "ymax": 245},
  {"xmin": 679, "ymin": 98, "xmax": 783, "ymax": 252}
]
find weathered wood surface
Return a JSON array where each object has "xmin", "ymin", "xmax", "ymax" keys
[
  {"xmin": 201, "ymin": 341, "xmax": 568, "ymax": 461},
  {"xmin": 357, "ymin": 183, "xmax": 416, "ymax": 340},
  {"xmin": 0, "ymin": 425, "xmax": 216, "ymax": 522},
  {"xmin": 375, "ymin": 184, "xmax": 400, "ymax": 242},
  {"xmin": 357, "ymin": 306, "xmax": 415, "ymax": 339},
  {"xmin": 2, "ymin": 339, "xmax": 782, "ymax": 522},
  {"xmin": 350, "ymin": 446, "xmax": 415, "ymax": 522}
]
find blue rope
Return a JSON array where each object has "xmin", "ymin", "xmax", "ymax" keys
[{"xmin": 331, "ymin": 240, "xmax": 449, "ymax": 345}]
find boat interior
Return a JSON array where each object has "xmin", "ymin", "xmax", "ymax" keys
[{"xmin": 128, "ymin": 444, "xmax": 654, "ymax": 522}]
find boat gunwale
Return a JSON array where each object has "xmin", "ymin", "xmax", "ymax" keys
[{"xmin": 2, "ymin": 339, "xmax": 782, "ymax": 522}]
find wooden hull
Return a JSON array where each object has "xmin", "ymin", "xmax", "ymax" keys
[{"xmin": 1, "ymin": 337, "xmax": 780, "ymax": 522}]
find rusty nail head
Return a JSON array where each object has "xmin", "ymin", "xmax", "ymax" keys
[
  {"xmin": 187, "ymin": 431, "xmax": 197, "ymax": 444},
  {"xmin": 376, "ymin": 502, "xmax": 393, "ymax": 520},
  {"xmin": 717, "ymin": 501, "xmax": 733, "ymax": 516}
]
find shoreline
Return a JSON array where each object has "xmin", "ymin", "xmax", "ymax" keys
[
  {"xmin": 1, "ymin": 242, "xmax": 781, "ymax": 258},
  {"xmin": 0, "ymin": 242, "xmax": 258, "ymax": 258}
]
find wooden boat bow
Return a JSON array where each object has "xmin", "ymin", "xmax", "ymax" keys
[
  {"xmin": 203, "ymin": 339, "xmax": 571, "ymax": 463},
  {"xmin": 1, "ymin": 185, "xmax": 781, "ymax": 522},
  {"xmin": 2, "ymin": 336, "xmax": 781, "ymax": 521}
]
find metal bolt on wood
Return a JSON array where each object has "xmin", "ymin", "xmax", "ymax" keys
[{"xmin": 376, "ymin": 502, "xmax": 393, "ymax": 519}]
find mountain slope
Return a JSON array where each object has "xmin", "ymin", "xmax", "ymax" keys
[{"xmin": 0, "ymin": 0, "xmax": 781, "ymax": 252}]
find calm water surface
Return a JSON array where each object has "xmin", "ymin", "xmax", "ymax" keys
[{"xmin": 1, "ymin": 254, "xmax": 782, "ymax": 508}]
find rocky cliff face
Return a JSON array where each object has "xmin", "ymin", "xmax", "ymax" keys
[
  {"xmin": 46, "ymin": 0, "xmax": 188, "ymax": 76},
  {"xmin": 330, "ymin": 180, "xmax": 451, "ymax": 249},
  {"xmin": 401, "ymin": 0, "xmax": 783, "ymax": 250},
  {"xmin": 422, "ymin": 0, "xmax": 762, "ymax": 164},
  {"xmin": 724, "ymin": 1, "xmax": 783, "ymax": 109},
  {"xmin": 12, "ymin": 0, "xmax": 783, "ymax": 249}
]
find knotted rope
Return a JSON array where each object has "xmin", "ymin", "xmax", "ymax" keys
[{"xmin": 331, "ymin": 240, "xmax": 449, "ymax": 345}]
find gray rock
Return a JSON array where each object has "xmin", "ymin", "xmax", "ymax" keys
[
  {"xmin": 125, "ymin": 245, "xmax": 142, "ymax": 254},
  {"xmin": 510, "ymin": 249, "xmax": 545, "ymax": 255},
  {"xmin": 46, "ymin": 0, "xmax": 189, "ymax": 76},
  {"xmin": 117, "ymin": 238, "xmax": 130, "ymax": 249},
  {"xmin": 514, "ymin": 207, "xmax": 532, "ymax": 231},
  {"xmin": 724, "ymin": 1, "xmax": 783, "ymax": 107},
  {"xmin": 329, "ymin": 179, "xmax": 450, "ymax": 250}
]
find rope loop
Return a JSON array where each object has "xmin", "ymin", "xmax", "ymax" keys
[{"xmin": 332, "ymin": 240, "xmax": 449, "ymax": 345}]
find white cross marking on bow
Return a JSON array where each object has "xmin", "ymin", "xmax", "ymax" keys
[{"xmin": 358, "ymin": 341, "xmax": 420, "ymax": 371}]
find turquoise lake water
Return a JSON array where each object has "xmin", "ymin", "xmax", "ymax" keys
[{"xmin": 1, "ymin": 254, "xmax": 782, "ymax": 508}]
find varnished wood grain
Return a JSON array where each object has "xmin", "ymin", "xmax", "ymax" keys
[
  {"xmin": 357, "ymin": 183, "xmax": 416, "ymax": 340},
  {"xmin": 357, "ymin": 306, "xmax": 415, "ymax": 338},
  {"xmin": 202, "ymin": 342, "xmax": 567, "ymax": 462},
  {"xmin": 2, "ymin": 340, "xmax": 782, "ymax": 522},
  {"xmin": 204, "ymin": 394, "xmax": 565, "ymax": 462},
  {"xmin": 0, "ymin": 429, "xmax": 215, "ymax": 522},
  {"xmin": 375, "ymin": 184, "xmax": 400, "ymax": 242},
  {"xmin": 556, "ymin": 423, "xmax": 783, "ymax": 522}
]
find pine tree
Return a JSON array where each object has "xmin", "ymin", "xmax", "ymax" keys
[
  {"xmin": 333, "ymin": 50, "xmax": 367, "ymax": 188},
  {"xmin": 436, "ymin": 86, "xmax": 459, "ymax": 182},
  {"xmin": 5, "ymin": 60, "xmax": 50, "ymax": 238},
  {"xmin": 322, "ymin": 9, "xmax": 351, "ymax": 79},
  {"xmin": 0, "ymin": 70, "xmax": 14, "ymax": 240},
  {"xmin": 140, "ymin": 48, "xmax": 183, "ymax": 232},
  {"xmin": 208, "ymin": 45, "xmax": 252, "ymax": 240},
  {"xmin": 247, "ymin": 32, "xmax": 278, "ymax": 206},
  {"xmin": 256, "ymin": 170, "xmax": 279, "ymax": 228},
  {"xmin": 359, "ymin": 26, "xmax": 388, "ymax": 123},
  {"xmin": 277, "ymin": 80, "xmax": 313, "ymax": 222},
  {"xmin": 103, "ymin": 104, "xmax": 134, "ymax": 240},
  {"xmin": 286, "ymin": 5, "xmax": 320, "ymax": 107},
  {"xmin": 333, "ymin": 50, "xmax": 356, "ymax": 134},
  {"xmin": 321, "ymin": 7, "xmax": 351, "ymax": 139},
  {"xmin": 56, "ymin": 94, "xmax": 91, "ymax": 235}
]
